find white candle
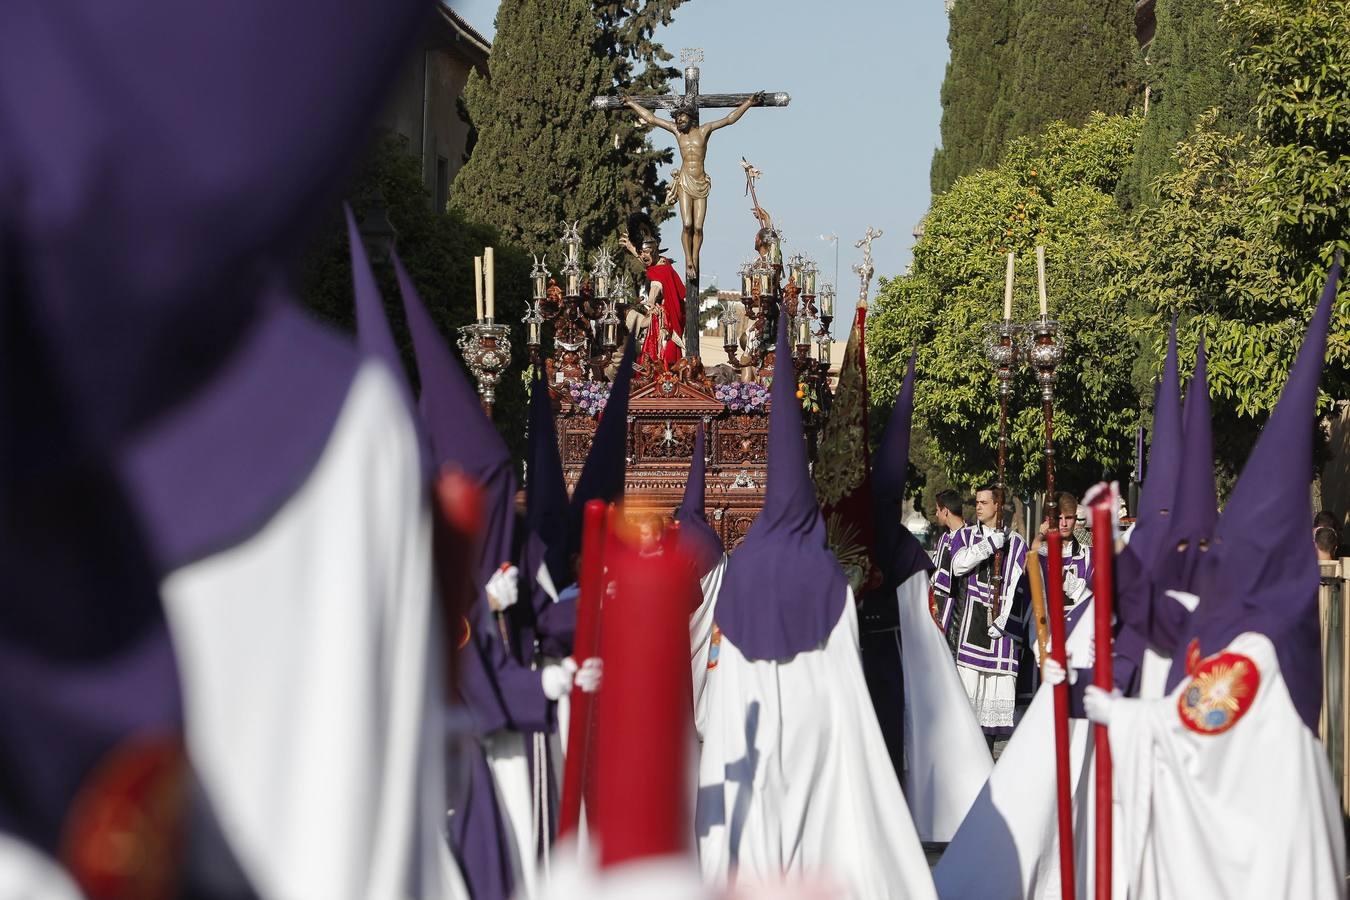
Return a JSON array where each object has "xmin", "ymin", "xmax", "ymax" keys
[
  {"xmin": 484, "ymin": 247, "xmax": 495, "ymax": 320},
  {"xmin": 1003, "ymin": 251, "xmax": 1015, "ymax": 321},
  {"xmin": 473, "ymin": 256, "xmax": 484, "ymax": 322},
  {"xmin": 1036, "ymin": 245, "xmax": 1048, "ymax": 318}
]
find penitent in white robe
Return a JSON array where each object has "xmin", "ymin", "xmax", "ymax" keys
[
  {"xmin": 694, "ymin": 586, "xmax": 937, "ymax": 900},
  {"xmin": 895, "ymin": 569, "xmax": 992, "ymax": 842},
  {"xmin": 935, "ymin": 595, "xmax": 1126, "ymax": 900},
  {"xmin": 1108, "ymin": 632, "xmax": 1345, "ymax": 900},
  {"xmin": 161, "ymin": 362, "xmax": 469, "ymax": 900}
]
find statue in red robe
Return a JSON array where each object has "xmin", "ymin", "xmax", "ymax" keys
[{"xmin": 642, "ymin": 254, "xmax": 686, "ymax": 367}]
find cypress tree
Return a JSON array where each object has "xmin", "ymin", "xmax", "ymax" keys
[
  {"xmin": 1118, "ymin": 0, "xmax": 1253, "ymax": 208},
  {"xmin": 931, "ymin": 0, "xmax": 1015, "ymax": 195},
  {"xmin": 452, "ymin": 0, "xmax": 628, "ymax": 255},
  {"xmin": 999, "ymin": 0, "xmax": 1138, "ymax": 143}
]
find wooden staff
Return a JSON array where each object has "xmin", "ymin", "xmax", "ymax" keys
[
  {"xmin": 559, "ymin": 500, "xmax": 608, "ymax": 838},
  {"xmin": 1045, "ymin": 529, "xmax": 1076, "ymax": 900},
  {"xmin": 1090, "ymin": 502, "xmax": 1115, "ymax": 900}
]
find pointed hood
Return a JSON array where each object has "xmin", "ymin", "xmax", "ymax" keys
[
  {"xmin": 525, "ymin": 372, "xmax": 572, "ymax": 588},
  {"xmin": 1152, "ymin": 333, "xmax": 1218, "ymax": 602},
  {"xmin": 674, "ymin": 424, "xmax": 724, "ymax": 577},
  {"xmin": 715, "ymin": 309, "xmax": 848, "ymax": 660},
  {"xmin": 1174, "ymin": 261, "xmax": 1340, "ymax": 731},
  {"xmin": 346, "ymin": 205, "xmax": 406, "ymax": 392},
  {"xmin": 396, "ymin": 251, "xmax": 517, "ymax": 597},
  {"xmin": 1116, "ymin": 318, "xmax": 1183, "ymax": 642},
  {"xmin": 568, "ymin": 338, "xmax": 637, "ymax": 559},
  {"xmin": 872, "ymin": 351, "xmax": 934, "ymax": 590}
]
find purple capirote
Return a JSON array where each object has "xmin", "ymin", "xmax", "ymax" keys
[{"xmin": 716, "ymin": 307, "xmax": 848, "ymax": 660}]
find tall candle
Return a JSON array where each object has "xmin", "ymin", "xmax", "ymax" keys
[
  {"xmin": 1003, "ymin": 251, "xmax": 1015, "ymax": 321},
  {"xmin": 484, "ymin": 247, "xmax": 495, "ymax": 320},
  {"xmin": 474, "ymin": 256, "xmax": 484, "ymax": 321},
  {"xmin": 1036, "ymin": 245, "xmax": 1048, "ymax": 318}
]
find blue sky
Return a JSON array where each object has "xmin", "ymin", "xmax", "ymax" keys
[{"xmin": 448, "ymin": 1, "xmax": 949, "ymax": 335}]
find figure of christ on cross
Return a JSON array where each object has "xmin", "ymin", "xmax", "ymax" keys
[
  {"xmin": 622, "ymin": 91, "xmax": 761, "ymax": 293},
  {"xmin": 595, "ymin": 58, "xmax": 789, "ymax": 356}
]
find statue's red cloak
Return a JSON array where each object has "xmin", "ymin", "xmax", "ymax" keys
[{"xmin": 642, "ymin": 259, "xmax": 685, "ymax": 367}]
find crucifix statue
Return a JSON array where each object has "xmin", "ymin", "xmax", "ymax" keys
[
  {"xmin": 853, "ymin": 226, "xmax": 883, "ymax": 306},
  {"xmin": 594, "ymin": 49, "xmax": 790, "ymax": 355}
]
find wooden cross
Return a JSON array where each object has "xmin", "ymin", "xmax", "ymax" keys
[{"xmin": 591, "ymin": 50, "xmax": 791, "ymax": 121}]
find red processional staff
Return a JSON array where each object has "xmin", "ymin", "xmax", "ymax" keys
[{"xmin": 558, "ymin": 500, "xmax": 608, "ymax": 837}]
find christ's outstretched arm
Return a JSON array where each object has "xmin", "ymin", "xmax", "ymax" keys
[
  {"xmin": 705, "ymin": 92, "xmax": 763, "ymax": 134},
  {"xmin": 623, "ymin": 96, "xmax": 677, "ymax": 135}
]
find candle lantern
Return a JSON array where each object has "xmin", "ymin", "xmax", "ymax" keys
[
  {"xmin": 566, "ymin": 269, "xmax": 581, "ymax": 298},
  {"xmin": 820, "ymin": 283, "xmax": 835, "ymax": 318},
  {"xmin": 531, "ymin": 255, "xmax": 550, "ymax": 302},
  {"xmin": 796, "ymin": 313, "xmax": 812, "ymax": 346},
  {"xmin": 739, "ymin": 262, "xmax": 753, "ymax": 299},
  {"xmin": 804, "ymin": 260, "xmax": 818, "ymax": 296},
  {"xmin": 599, "ymin": 301, "xmax": 621, "ymax": 352}
]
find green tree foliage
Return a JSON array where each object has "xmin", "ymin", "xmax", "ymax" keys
[
  {"xmin": 1225, "ymin": 0, "xmax": 1350, "ymax": 282},
  {"xmin": 1106, "ymin": 118, "xmax": 1350, "ymax": 480},
  {"xmin": 301, "ymin": 132, "xmax": 533, "ymax": 456},
  {"xmin": 1120, "ymin": 0, "xmax": 1253, "ymax": 208},
  {"xmin": 932, "ymin": 0, "xmax": 1015, "ymax": 194},
  {"xmin": 1000, "ymin": 0, "xmax": 1139, "ymax": 143},
  {"xmin": 932, "ymin": 0, "xmax": 1137, "ymax": 195},
  {"xmin": 874, "ymin": 114, "xmax": 1145, "ymax": 496},
  {"xmin": 452, "ymin": 0, "xmax": 630, "ymax": 256}
]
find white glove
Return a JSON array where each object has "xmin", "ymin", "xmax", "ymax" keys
[
  {"xmin": 1071, "ymin": 637, "xmax": 1096, "ymax": 671},
  {"xmin": 575, "ymin": 657, "xmax": 603, "ymax": 694},
  {"xmin": 987, "ymin": 607, "xmax": 1010, "ymax": 639},
  {"xmin": 1083, "ymin": 685, "xmax": 1122, "ymax": 726},
  {"xmin": 1042, "ymin": 657, "xmax": 1067, "ymax": 686},
  {"xmin": 1062, "ymin": 569, "xmax": 1089, "ymax": 603},
  {"xmin": 486, "ymin": 564, "xmax": 520, "ymax": 613},
  {"xmin": 541, "ymin": 661, "xmax": 574, "ymax": 701},
  {"xmin": 988, "ymin": 530, "xmax": 1007, "ymax": 551}
]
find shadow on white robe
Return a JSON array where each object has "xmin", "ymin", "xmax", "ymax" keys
[
  {"xmin": 934, "ymin": 596, "xmax": 1126, "ymax": 900},
  {"xmin": 160, "ymin": 362, "xmax": 468, "ymax": 900},
  {"xmin": 896, "ymin": 570, "xmax": 992, "ymax": 842},
  {"xmin": 1110, "ymin": 632, "xmax": 1345, "ymax": 899},
  {"xmin": 694, "ymin": 585, "xmax": 937, "ymax": 899}
]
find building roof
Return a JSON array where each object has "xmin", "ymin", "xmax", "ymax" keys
[{"xmin": 436, "ymin": 3, "xmax": 491, "ymax": 70}]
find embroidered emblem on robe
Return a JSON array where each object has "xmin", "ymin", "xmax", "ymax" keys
[
  {"xmin": 1177, "ymin": 650, "xmax": 1260, "ymax": 735},
  {"xmin": 708, "ymin": 624, "xmax": 722, "ymax": 670}
]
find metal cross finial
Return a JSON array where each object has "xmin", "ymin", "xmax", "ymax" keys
[
  {"xmin": 680, "ymin": 48, "xmax": 704, "ymax": 65},
  {"xmin": 854, "ymin": 226, "xmax": 883, "ymax": 270},
  {"xmin": 852, "ymin": 226, "xmax": 883, "ymax": 304}
]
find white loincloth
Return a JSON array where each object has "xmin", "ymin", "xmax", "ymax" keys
[
  {"xmin": 896, "ymin": 570, "xmax": 993, "ymax": 841},
  {"xmin": 160, "ymin": 361, "xmax": 468, "ymax": 900},
  {"xmin": 695, "ymin": 586, "xmax": 937, "ymax": 899}
]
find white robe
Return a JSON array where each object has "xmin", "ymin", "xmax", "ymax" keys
[
  {"xmin": 934, "ymin": 596, "xmax": 1126, "ymax": 900},
  {"xmin": 896, "ymin": 570, "xmax": 993, "ymax": 842},
  {"xmin": 689, "ymin": 556, "xmax": 728, "ymax": 741},
  {"xmin": 1109, "ymin": 632, "xmax": 1345, "ymax": 899},
  {"xmin": 161, "ymin": 361, "xmax": 468, "ymax": 900},
  {"xmin": 694, "ymin": 586, "xmax": 937, "ymax": 899}
]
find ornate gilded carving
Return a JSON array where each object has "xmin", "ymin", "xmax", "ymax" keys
[{"xmin": 635, "ymin": 420, "xmax": 698, "ymax": 460}]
